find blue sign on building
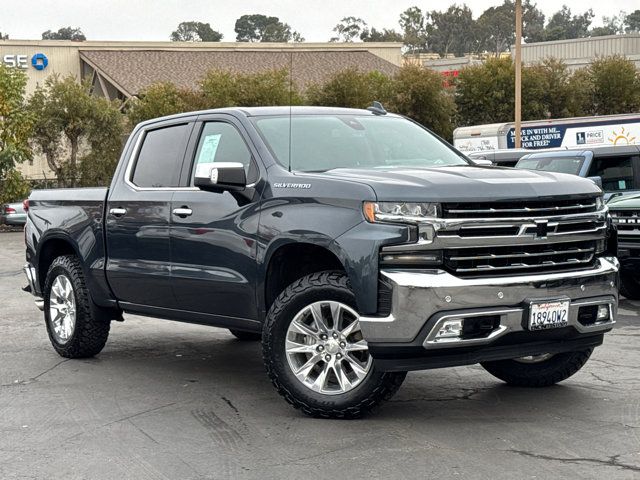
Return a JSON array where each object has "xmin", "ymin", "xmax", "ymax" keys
[{"xmin": 31, "ymin": 53, "xmax": 48, "ymax": 71}]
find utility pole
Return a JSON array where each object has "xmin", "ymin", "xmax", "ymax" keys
[{"xmin": 514, "ymin": 0, "xmax": 522, "ymax": 148}]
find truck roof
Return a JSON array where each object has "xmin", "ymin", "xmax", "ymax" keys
[{"xmin": 136, "ymin": 106, "xmax": 401, "ymax": 128}]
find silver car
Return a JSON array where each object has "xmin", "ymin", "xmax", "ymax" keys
[{"xmin": 1, "ymin": 201, "xmax": 27, "ymax": 226}]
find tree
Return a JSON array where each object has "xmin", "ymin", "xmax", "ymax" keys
[
  {"xmin": 543, "ymin": 6, "xmax": 594, "ymax": 41},
  {"xmin": 0, "ymin": 31, "xmax": 8, "ymax": 40},
  {"xmin": 170, "ymin": 21, "xmax": 223, "ymax": 42},
  {"xmin": 0, "ymin": 64, "xmax": 32, "ymax": 199},
  {"xmin": 534, "ymin": 58, "xmax": 573, "ymax": 118},
  {"xmin": 588, "ymin": 55, "xmax": 640, "ymax": 115},
  {"xmin": 399, "ymin": 7, "xmax": 428, "ymax": 53},
  {"xmin": 591, "ymin": 12, "xmax": 626, "ymax": 37},
  {"xmin": 360, "ymin": 28, "xmax": 403, "ymax": 42},
  {"xmin": 41, "ymin": 27, "xmax": 86, "ymax": 41},
  {"xmin": 0, "ymin": 169, "xmax": 30, "ymax": 204},
  {"xmin": 330, "ymin": 17, "xmax": 367, "ymax": 42},
  {"xmin": 200, "ymin": 69, "xmax": 300, "ymax": 108},
  {"xmin": 29, "ymin": 76, "xmax": 124, "ymax": 187},
  {"xmin": 234, "ymin": 14, "xmax": 303, "ymax": 42},
  {"xmin": 306, "ymin": 68, "xmax": 393, "ymax": 109},
  {"xmin": 126, "ymin": 82, "xmax": 204, "ymax": 127},
  {"xmin": 625, "ymin": 10, "xmax": 640, "ymax": 33},
  {"xmin": 475, "ymin": 1, "xmax": 545, "ymax": 55},
  {"xmin": 389, "ymin": 65, "xmax": 456, "ymax": 140},
  {"xmin": 428, "ymin": 5, "xmax": 476, "ymax": 57}
]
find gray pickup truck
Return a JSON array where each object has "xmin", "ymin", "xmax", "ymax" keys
[{"xmin": 23, "ymin": 106, "xmax": 619, "ymax": 418}]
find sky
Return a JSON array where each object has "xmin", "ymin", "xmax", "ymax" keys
[{"xmin": 1, "ymin": 0, "xmax": 637, "ymax": 42}]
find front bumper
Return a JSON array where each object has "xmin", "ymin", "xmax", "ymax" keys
[{"xmin": 361, "ymin": 257, "xmax": 619, "ymax": 371}]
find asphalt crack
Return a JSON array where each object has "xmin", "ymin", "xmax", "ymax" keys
[
  {"xmin": 389, "ymin": 386, "xmax": 490, "ymax": 403},
  {"xmin": 0, "ymin": 359, "xmax": 70, "ymax": 387},
  {"xmin": 509, "ymin": 450, "xmax": 640, "ymax": 472}
]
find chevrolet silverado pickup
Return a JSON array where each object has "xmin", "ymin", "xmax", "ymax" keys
[{"xmin": 24, "ymin": 106, "xmax": 619, "ymax": 418}]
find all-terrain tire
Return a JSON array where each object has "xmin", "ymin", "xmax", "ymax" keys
[
  {"xmin": 620, "ymin": 274, "xmax": 640, "ymax": 300},
  {"xmin": 43, "ymin": 255, "xmax": 111, "ymax": 358},
  {"xmin": 262, "ymin": 271, "xmax": 406, "ymax": 419},
  {"xmin": 481, "ymin": 349, "xmax": 593, "ymax": 387},
  {"xmin": 229, "ymin": 329, "xmax": 262, "ymax": 341}
]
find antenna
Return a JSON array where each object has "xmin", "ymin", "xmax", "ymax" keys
[
  {"xmin": 367, "ymin": 101, "xmax": 387, "ymax": 116},
  {"xmin": 288, "ymin": 51, "xmax": 293, "ymax": 173}
]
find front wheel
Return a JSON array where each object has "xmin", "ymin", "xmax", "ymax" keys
[
  {"xmin": 481, "ymin": 349, "xmax": 593, "ymax": 387},
  {"xmin": 262, "ymin": 271, "xmax": 406, "ymax": 419}
]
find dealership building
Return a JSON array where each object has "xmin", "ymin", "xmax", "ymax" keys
[{"xmin": 0, "ymin": 39, "xmax": 402, "ymax": 180}]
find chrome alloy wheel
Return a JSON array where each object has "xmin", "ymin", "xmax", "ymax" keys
[
  {"xmin": 514, "ymin": 353, "xmax": 554, "ymax": 364},
  {"xmin": 49, "ymin": 274, "xmax": 77, "ymax": 344},
  {"xmin": 285, "ymin": 301, "xmax": 373, "ymax": 395}
]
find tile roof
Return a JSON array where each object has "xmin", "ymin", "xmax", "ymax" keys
[{"xmin": 79, "ymin": 49, "xmax": 400, "ymax": 96}]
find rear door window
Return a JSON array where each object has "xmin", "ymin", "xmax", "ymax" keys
[
  {"xmin": 131, "ymin": 123, "xmax": 191, "ymax": 188},
  {"xmin": 587, "ymin": 156, "xmax": 635, "ymax": 191}
]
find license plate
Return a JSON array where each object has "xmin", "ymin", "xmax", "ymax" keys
[{"xmin": 528, "ymin": 300, "xmax": 570, "ymax": 331}]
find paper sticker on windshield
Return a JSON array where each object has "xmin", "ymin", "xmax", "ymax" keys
[{"xmin": 197, "ymin": 134, "xmax": 221, "ymax": 164}]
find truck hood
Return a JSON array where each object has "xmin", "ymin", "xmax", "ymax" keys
[{"xmin": 319, "ymin": 166, "xmax": 602, "ymax": 202}]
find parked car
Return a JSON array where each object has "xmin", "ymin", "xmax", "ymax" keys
[
  {"xmin": 23, "ymin": 106, "xmax": 618, "ymax": 418},
  {"xmin": 1, "ymin": 201, "xmax": 27, "ymax": 226},
  {"xmin": 607, "ymin": 194, "xmax": 640, "ymax": 299},
  {"xmin": 515, "ymin": 145, "xmax": 640, "ymax": 199}
]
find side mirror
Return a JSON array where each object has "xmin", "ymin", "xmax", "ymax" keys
[
  {"xmin": 471, "ymin": 158, "xmax": 493, "ymax": 167},
  {"xmin": 194, "ymin": 162, "xmax": 246, "ymax": 192},
  {"xmin": 587, "ymin": 176, "xmax": 603, "ymax": 189}
]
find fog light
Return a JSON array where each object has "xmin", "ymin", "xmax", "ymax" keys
[
  {"xmin": 436, "ymin": 319, "xmax": 464, "ymax": 339},
  {"xmin": 596, "ymin": 305, "xmax": 610, "ymax": 321}
]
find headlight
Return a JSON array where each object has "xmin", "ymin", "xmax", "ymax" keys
[{"xmin": 363, "ymin": 202, "xmax": 440, "ymax": 224}]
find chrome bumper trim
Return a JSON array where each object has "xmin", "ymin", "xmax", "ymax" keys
[{"xmin": 360, "ymin": 256, "xmax": 619, "ymax": 344}]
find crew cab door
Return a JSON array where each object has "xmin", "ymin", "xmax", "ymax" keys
[
  {"xmin": 105, "ymin": 120, "xmax": 195, "ymax": 309},
  {"xmin": 169, "ymin": 116, "xmax": 263, "ymax": 321}
]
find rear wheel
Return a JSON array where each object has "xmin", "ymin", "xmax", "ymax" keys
[
  {"xmin": 481, "ymin": 349, "xmax": 593, "ymax": 387},
  {"xmin": 262, "ymin": 271, "xmax": 406, "ymax": 418},
  {"xmin": 43, "ymin": 255, "xmax": 111, "ymax": 358},
  {"xmin": 228, "ymin": 329, "xmax": 261, "ymax": 341},
  {"xmin": 620, "ymin": 274, "xmax": 640, "ymax": 300}
]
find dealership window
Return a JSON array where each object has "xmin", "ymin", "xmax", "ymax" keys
[
  {"xmin": 587, "ymin": 156, "xmax": 635, "ymax": 192},
  {"xmin": 191, "ymin": 122, "xmax": 255, "ymax": 183},
  {"xmin": 131, "ymin": 123, "xmax": 191, "ymax": 188}
]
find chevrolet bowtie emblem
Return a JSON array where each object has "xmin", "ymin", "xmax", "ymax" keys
[{"xmin": 535, "ymin": 219, "xmax": 549, "ymax": 238}]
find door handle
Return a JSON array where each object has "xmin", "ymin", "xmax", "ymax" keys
[
  {"xmin": 172, "ymin": 207, "xmax": 193, "ymax": 218},
  {"xmin": 109, "ymin": 207, "xmax": 127, "ymax": 217}
]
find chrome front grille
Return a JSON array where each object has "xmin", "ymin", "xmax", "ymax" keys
[
  {"xmin": 443, "ymin": 198, "xmax": 598, "ymax": 219},
  {"xmin": 610, "ymin": 210, "xmax": 640, "ymax": 233},
  {"xmin": 444, "ymin": 240, "xmax": 597, "ymax": 277}
]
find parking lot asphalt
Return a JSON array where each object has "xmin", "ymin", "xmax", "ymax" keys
[{"xmin": 0, "ymin": 231, "xmax": 639, "ymax": 479}]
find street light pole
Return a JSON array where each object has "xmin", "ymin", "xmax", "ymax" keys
[{"xmin": 514, "ymin": 0, "xmax": 522, "ymax": 148}]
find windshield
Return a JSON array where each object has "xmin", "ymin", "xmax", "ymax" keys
[
  {"xmin": 252, "ymin": 115, "xmax": 468, "ymax": 172},
  {"xmin": 516, "ymin": 156, "xmax": 585, "ymax": 176}
]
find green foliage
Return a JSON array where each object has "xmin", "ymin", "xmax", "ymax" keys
[
  {"xmin": 201, "ymin": 69, "xmax": 300, "ymax": 108},
  {"xmin": 399, "ymin": 7, "xmax": 428, "ymax": 53},
  {"xmin": 234, "ymin": 14, "xmax": 302, "ymax": 42},
  {"xmin": 0, "ymin": 64, "xmax": 32, "ymax": 183},
  {"xmin": 544, "ymin": 6, "xmax": 593, "ymax": 41},
  {"xmin": 306, "ymin": 69, "xmax": 393, "ymax": 109},
  {"xmin": 360, "ymin": 28, "xmax": 403, "ymax": 42},
  {"xmin": 170, "ymin": 21, "xmax": 223, "ymax": 42},
  {"xmin": 587, "ymin": 56, "xmax": 640, "ymax": 115},
  {"xmin": 126, "ymin": 82, "xmax": 203, "ymax": 127},
  {"xmin": 428, "ymin": 5, "xmax": 476, "ymax": 57},
  {"xmin": 531, "ymin": 58, "xmax": 574, "ymax": 119},
  {"xmin": 330, "ymin": 17, "xmax": 367, "ymax": 42},
  {"xmin": 41, "ymin": 27, "xmax": 86, "ymax": 41},
  {"xmin": 0, "ymin": 168, "xmax": 30, "ymax": 204},
  {"xmin": 28, "ymin": 76, "xmax": 124, "ymax": 187},
  {"xmin": 626, "ymin": 10, "xmax": 640, "ymax": 33},
  {"xmin": 388, "ymin": 65, "xmax": 455, "ymax": 140}
]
